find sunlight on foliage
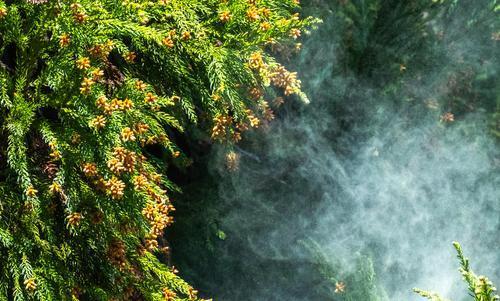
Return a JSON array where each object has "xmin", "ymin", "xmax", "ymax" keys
[{"xmin": 0, "ymin": 0, "xmax": 317, "ymax": 299}]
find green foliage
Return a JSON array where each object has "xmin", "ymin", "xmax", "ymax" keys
[
  {"xmin": 413, "ymin": 289, "xmax": 451, "ymax": 301},
  {"xmin": 414, "ymin": 242, "xmax": 499, "ymax": 301},
  {"xmin": 302, "ymin": 239, "xmax": 388, "ymax": 301},
  {"xmin": 301, "ymin": 0, "xmax": 499, "ymax": 129},
  {"xmin": 0, "ymin": 0, "xmax": 317, "ymax": 299}
]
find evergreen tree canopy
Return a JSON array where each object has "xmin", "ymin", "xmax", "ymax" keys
[{"xmin": 0, "ymin": 0, "xmax": 316, "ymax": 300}]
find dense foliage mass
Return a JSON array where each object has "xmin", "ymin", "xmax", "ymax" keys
[{"xmin": 0, "ymin": 0, "xmax": 316, "ymax": 300}]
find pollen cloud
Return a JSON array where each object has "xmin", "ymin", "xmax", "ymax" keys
[{"xmin": 207, "ymin": 1, "xmax": 500, "ymax": 300}]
